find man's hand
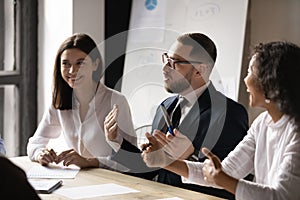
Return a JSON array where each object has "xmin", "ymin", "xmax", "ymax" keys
[
  {"xmin": 141, "ymin": 132, "xmax": 174, "ymax": 168},
  {"xmin": 153, "ymin": 129, "xmax": 195, "ymax": 160},
  {"xmin": 104, "ymin": 104, "xmax": 118, "ymax": 141}
]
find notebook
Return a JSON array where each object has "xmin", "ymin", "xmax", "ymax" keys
[{"xmin": 28, "ymin": 179, "xmax": 63, "ymax": 194}]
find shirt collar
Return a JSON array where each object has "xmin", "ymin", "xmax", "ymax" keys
[
  {"xmin": 180, "ymin": 80, "xmax": 210, "ymax": 107},
  {"xmin": 72, "ymin": 91, "xmax": 98, "ymax": 110},
  {"xmin": 266, "ymin": 113, "xmax": 290, "ymax": 129}
]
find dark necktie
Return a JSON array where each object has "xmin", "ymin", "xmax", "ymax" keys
[{"xmin": 171, "ymin": 97, "xmax": 187, "ymax": 128}]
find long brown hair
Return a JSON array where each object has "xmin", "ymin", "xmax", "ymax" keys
[{"xmin": 52, "ymin": 33, "xmax": 103, "ymax": 110}]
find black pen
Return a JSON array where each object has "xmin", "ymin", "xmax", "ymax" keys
[{"xmin": 160, "ymin": 104, "xmax": 175, "ymax": 136}]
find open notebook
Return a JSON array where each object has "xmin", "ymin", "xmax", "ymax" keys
[{"xmin": 27, "ymin": 164, "xmax": 80, "ymax": 179}]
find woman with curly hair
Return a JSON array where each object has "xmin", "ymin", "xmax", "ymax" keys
[{"xmin": 142, "ymin": 41, "xmax": 300, "ymax": 199}]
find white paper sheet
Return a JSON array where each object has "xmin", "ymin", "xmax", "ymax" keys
[
  {"xmin": 54, "ymin": 183, "xmax": 140, "ymax": 199},
  {"xmin": 27, "ymin": 165, "xmax": 80, "ymax": 179}
]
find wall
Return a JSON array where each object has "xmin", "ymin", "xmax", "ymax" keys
[
  {"xmin": 122, "ymin": 0, "xmax": 249, "ymax": 128},
  {"xmin": 38, "ymin": 0, "xmax": 73, "ymax": 122},
  {"xmin": 38, "ymin": 0, "xmax": 300, "ymax": 127},
  {"xmin": 38, "ymin": 0, "xmax": 104, "ymax": 122},
  {"xmin": 73, "ymin": 0, "xmax": 104, "ymax": 46},
  {"xmin": 240, "ymin": 0, "xmax": 300, "ymax": 123}
]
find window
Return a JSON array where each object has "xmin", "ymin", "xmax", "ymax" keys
[{"xmin": 0, "ymin": 0, "xmax": 37, "ymax": 156}]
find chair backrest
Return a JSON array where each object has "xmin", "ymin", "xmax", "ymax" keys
[{"xmin": 135, "ymin": 124, "xmax": 152, "ymax": 148}]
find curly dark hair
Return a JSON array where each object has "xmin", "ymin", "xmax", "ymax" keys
[{"xmin": 253, "ymin": 41, "xmax": 300, "ymax": 132}]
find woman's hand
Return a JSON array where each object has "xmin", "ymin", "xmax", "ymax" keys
[
  {"xmin": 104, "ymin": 104, "xmax": 118, "ymax": 141},
  {"xmin": 37, "ymin": 148, "xmax": 58, "ymax": 166},
  {"xmin": 201, "ymin": 147, "xmax": 238, "ymax": 194},
  {"xmin": 201, "ymin": 147, "xmax": 222, "ymax": 185},
  {"xmin": 56, "ymin": 149, "xmax": 99, "ymax": 168}
]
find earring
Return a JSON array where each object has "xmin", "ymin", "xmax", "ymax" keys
[{"xmin": 265, "ymin": 99, "xmax": 270, "ymax": 104}]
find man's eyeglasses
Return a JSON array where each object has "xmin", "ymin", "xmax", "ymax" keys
[{"xmin": 162, "ymin": 53, "xmax": 202, "ymax": 69}]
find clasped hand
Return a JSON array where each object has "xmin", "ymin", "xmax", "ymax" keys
[
  {"xmin": 38, "ymin": 104, "xmax": 120, "ymax": 168},
  {"xmin": 153, "ymin": 129, "xmax": 194, "ymax": 160},
  {"xmin": 141, "ymin": 129, "xmax": 194, "ymax": 168},
  {"xmin": 38, "ymin": 148, "xmax": 97, "ymax": 168}
]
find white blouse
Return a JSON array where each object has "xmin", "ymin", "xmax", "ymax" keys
[
  {"xmin": 182, "ymin": 111, "xmax": 300, "ymax": 200},
  {"xmin": 27, "ymin": 83, "xmax": 137, "ymax": 171}
]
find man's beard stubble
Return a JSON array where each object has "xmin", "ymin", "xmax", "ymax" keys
[{"xmin": 165, "ymin": 74, "xmax": 192, "ymax": 94}]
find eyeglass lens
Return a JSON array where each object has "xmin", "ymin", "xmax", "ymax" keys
[{"xmin": 162, "ymin": 53, "xmax": 175, "ymax": 69}]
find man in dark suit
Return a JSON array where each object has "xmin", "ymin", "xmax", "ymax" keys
[
  {"xmin": 0, "ymin": 156, "xmax": 41, "ymax": 199},
  {"xmin": 105, "ymin": 33, "xmax": 249, "ymax": 199},
  {"xmin": 150, "ymin": 85, "xmax": 248, "ymax": 199},
  {"xmin": 144, "ymin": 33, "xmax": 249, "ymax": 199}
]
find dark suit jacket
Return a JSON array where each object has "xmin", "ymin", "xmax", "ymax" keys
[
  {"xmin": 111, "ymin": 83, "xmax": 249, "ymax": 199},
  {"xmin": 0, "ymin": 156, "xmax": 41, "ymax": 199},
  {"xmin": 151, "ymin": 83, "xmax": 249, "ymax": 199}
]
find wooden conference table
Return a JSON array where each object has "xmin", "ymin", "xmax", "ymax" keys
[{"xmin": 10, "ymin": 156, "xmax": 225, "ymax": 200}]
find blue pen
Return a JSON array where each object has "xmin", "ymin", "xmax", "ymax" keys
[{"xmin": 160, "ymin": 104, "xmax": 175, "ymax": 136}]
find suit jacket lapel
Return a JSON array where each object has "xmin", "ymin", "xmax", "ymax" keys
[
  {"xmin": 178, "ymin": 88, "xmax": 211, "ymax": 141},
  {"xmin": 179, "ymin": 83, "xmax": 227, "ymax": 159},
  {"xmin": 152, "ymin": 95, "xmax": 179, "ymax": 133}
]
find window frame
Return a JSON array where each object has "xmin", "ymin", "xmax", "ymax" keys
[{"xmin": 0, "ymin": 0, "xmax": 38, "ymax": 156}]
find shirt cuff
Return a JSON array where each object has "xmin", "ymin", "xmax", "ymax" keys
[
  {"xmin": 106, "ymin": 133, "xmax": 123, "ymax": 152},
  {"xmin": 181, "ymin": 160, "xmax": 217, "ymax": 188},
  {"xmin": 181, "ymin": 160, "xmax": 204, "ymax": 184},
  {"xmin": 235, "ymin": 178, "xmax": 246, "ymax": 199},
  {"xmin": 97, "ymin": 156, "xmax": 129, "ymax": 172}
]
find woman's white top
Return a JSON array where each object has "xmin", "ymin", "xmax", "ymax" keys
[
  {"xmin": 27, "ymin": 83, "xmax": 136, "ymax": 171},
  {"xmin": 183, "ymin": 111, "xmax": 300, "ymax": 200}
]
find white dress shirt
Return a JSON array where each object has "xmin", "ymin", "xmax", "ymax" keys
[
  {"xmin": 179, "ymin": 81, "xmax": 210, "ymax": 124},
  {"xmin": 182, "ymin": 111, "xmax": 300, "ymax": 200},
  {"xmin": 27, "ymin": 83, "xmax": 136, "ymax": 171}
]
